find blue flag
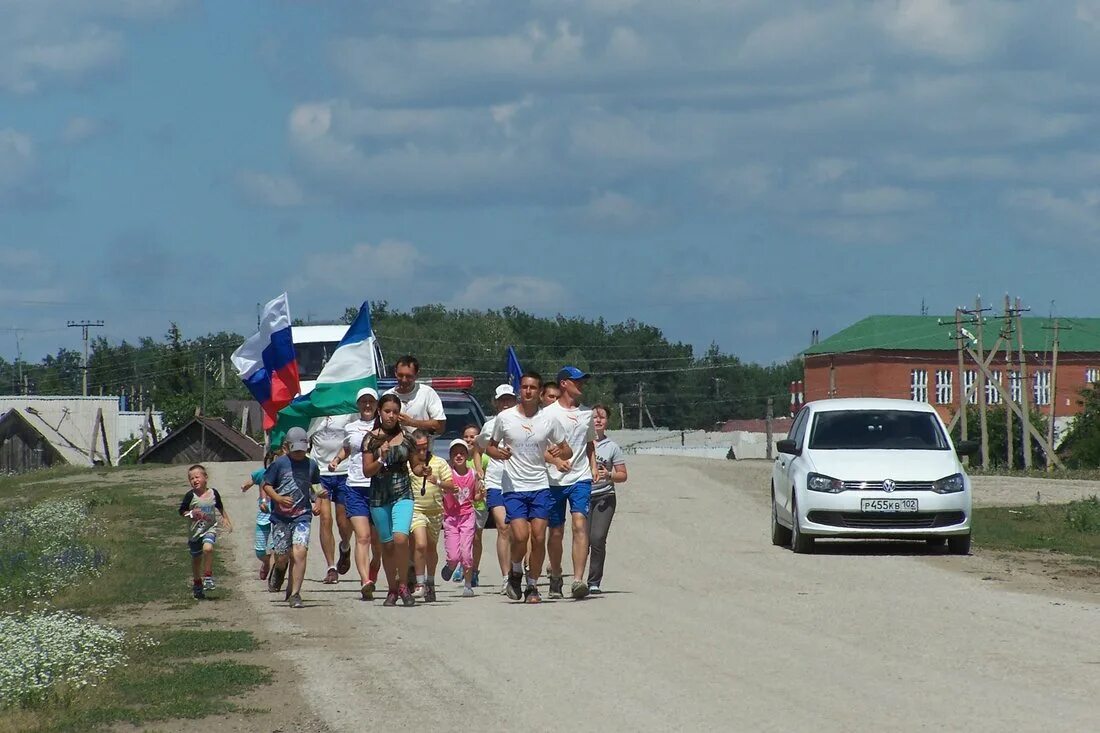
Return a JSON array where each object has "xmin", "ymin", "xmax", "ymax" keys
[{"xmin": 506, "ymin": 346, "xmax": 523, "ymax": 392}]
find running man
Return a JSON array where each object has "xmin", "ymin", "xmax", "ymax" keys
[
  {"xmin": 262, "ymin": 427, "xmax": 323, "ymax": 609},
  {"xmin": 478, "ymin": 384, "xmax": 518, "ymax": 595},
  {"xmin": 385, "ymin": 355, "xmax": 446, "ymax": 436},
  {"xmin": 308, "ymin": 413, "xmax": 356, "ymax": 584},
  {"xmin": 488, "ymin": 372, "xmax": 572, "ymax": 603},
  {"xmin": 543, "ymin": 366, "xmax": 597, "ymax": 600},
  {"xmin": 540, "ymin": 381, "xmax": 561, "ymax": 408}
]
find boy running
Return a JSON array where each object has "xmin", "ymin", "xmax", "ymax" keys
[
  {"xmin": 262, "ymin": 426, "xmax": 323, "ymax": 609},
  {"xmin": 178, "ymin": 464, "xmax": 232, "ymax": 600},
  {"xmin": 488, "ymin": 372, "xmax": 572, "ymax": 603},
  {"xmin": 544, "ymin": 366, "xmax": 597, "ymax": 600}
]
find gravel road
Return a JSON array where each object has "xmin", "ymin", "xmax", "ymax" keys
[{"xmin": 208, "ymin": 457, "xmax": 1100, "ymax": 732}]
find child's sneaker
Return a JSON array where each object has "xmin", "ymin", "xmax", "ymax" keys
[
  {"xmin": 269, "ymin": 566, "xmax": 285, "ymax": 593},
  {"xmin": 398, "ymin": 585, "xmax": 416, "ymax": 607},
  {"xmin": 471, "ymin": 571, "xmax": 480, "ymax": 588},
  {"xmin": 192, "ymin": 583, "xmax": 205, "ymax": 600},
  {"xmin": 424, "ymin": 583, "xmax": 437, "ymax": 603},
  {"xmin": 203, "ymin": 575, "xmax": 215, "ymax": 591},
  {"xmin": 288, "ymin": 594, "xmax": 304, "ymax": 609},
  {"xmin": 523, "ymin": 586, "xmax": 542, "ymax": 604},
  {"xmin": 548, "ymin": 574, "xmax": 564, "ymax": 599},
  {"xmin": 259, "ymin": 562, "xmax": 268, "ymax": 581},
  {"xmin": 440, "ymin": 564, "xmax": 454, "ymax": 582},
  {"xmin": 412, "ymin": 584, "xmax": 426, "ymax": 600},
  {"xmin": 360, "ymin": 581, "xmax": 375, "ymax": 601},
  {"xmin": 462, "ymin": 586, "xmax": 475, "ymax": 598},
  {"xmin": 382, "ymin": 590, "xmax": 398, "ymax": 607},
  {"xmin": 571, "ymin": 580, "xmax": 589, "ymax": 600},
  {"xmin": 588, "ymin": 584, "xmax": 602, "ymax": 595}
]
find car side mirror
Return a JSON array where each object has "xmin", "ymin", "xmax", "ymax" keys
[
  {"xmin": 955, "ymin": 439, "xmax": 979, "ymax": 457},
  {"xmin": 776, "ymin": 439, "xmax": 800, "ymax": 456}
]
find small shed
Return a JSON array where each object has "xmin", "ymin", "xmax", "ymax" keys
[
  {"xmin": 0, "ymin": 410, "xmax": 69, "ymax": 472},
  {"xmin": 138, "ymin": 416, "xmax": 264, "ymax": 465}
]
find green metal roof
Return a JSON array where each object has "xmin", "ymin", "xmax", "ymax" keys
[{"xmin": 804, "ymin": 315, "xmax": 1100, "ymax": 355}]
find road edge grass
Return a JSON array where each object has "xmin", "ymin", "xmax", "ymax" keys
[
  {"xmin": 973, "ymin": 495, "xmax": 1100, "ymax": 562},
  {"xmin": 0, "ymin": 467, "xmax": 272, "ymax": 733}
]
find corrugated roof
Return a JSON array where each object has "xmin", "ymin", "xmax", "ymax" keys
[
  {"xmin": 805, "ymin": 315, "xmax": 1100, "ymax": 355},
  {"xmin": 0, "ymin": 396, "xmax": 119, "ymax": 465},
  {"xmin": 138, "ymin": 416, "xmax": 263, "ymax": 463}
]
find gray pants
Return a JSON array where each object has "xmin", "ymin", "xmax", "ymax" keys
[{"xmin": 586, "ymin": 492, "xmax": 617, "ymax": 588}]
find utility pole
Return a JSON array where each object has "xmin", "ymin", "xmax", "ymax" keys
[
  {"xmin": 637, "ymin": 383, "xmax": 645, "ymax": 430},
  {"xmin": 965, "ymin": 298, "xmax": 991, "ymax": 468},
  {"xmin": 1003, "ymin": 295, "xmax": 1014, "ymax": 470},
  {"xmin": 954, "ymin": 309, "xmax": 968, "ymax": 447},
  {"xmin": 765, "ymin": 397, "xmax": 774, "ymax": 460},
  {"xmin": 1014, "ymin": 297, "xmax": 1033, "ymax": 469},
  {"xmin": 1043, "ymin": 319, "xmax": 1068, "ymax": 472},
  {"xmin": 67, "ymin": 320, "xmax": 104, "ymax": 397},
  {"xmin": 618, "ymin": 403, "xmax": 625, "ymax": 431}
]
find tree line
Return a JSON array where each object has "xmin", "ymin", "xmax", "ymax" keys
[{"xmin": 0, "ymin": 304, "xmax": 801, "ymax": 433}]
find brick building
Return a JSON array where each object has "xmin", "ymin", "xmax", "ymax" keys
[{"xmin": 803, "ymin": 315, "xmax": 1100, "ymax": 423}]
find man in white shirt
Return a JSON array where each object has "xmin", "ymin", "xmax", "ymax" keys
[
  {"xmin": 307, "ymin": 412, "xmax": 357, "ymax": 584},
  {"xmin": 543, "ymin": 366, "xmax": 598, "ymax": 601},
  {"xmin": 488, "ymin": 372, "xmax": 572, "ymax": 604},
  {"xmin": 477, "ymin": 383, "xmax": 518, "ymax": 595},
  {"xmin": 383, "ymin": 355, "xmax": 446, "ymax": 436}
]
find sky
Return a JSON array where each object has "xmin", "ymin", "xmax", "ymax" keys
[{"xmin": 3, "ymin": 0, "xmax": 1100, "ymax": 366}]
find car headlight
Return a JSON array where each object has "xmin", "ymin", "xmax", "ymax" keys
[
  {"xmin": 806, "ymin": 473, "xmax": 844, "ymax": 493},
  {"xmin": 932, "ymin": 473, "xmax": 965, "ymax": 494}
]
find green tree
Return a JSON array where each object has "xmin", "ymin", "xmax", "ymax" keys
[
  {"xmin": 950, "ymin": 405, "xmax": 1050, "ymax": 469},
  {"xmin": 1061, "ymin": 386, "xmax": 1100, "ymax": 468}
]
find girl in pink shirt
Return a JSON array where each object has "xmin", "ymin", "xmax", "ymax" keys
[{"xmin": 443, "ymin": 439, "xmax": 481, "ymax": 597}]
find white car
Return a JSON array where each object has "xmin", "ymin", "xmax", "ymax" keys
[{"xmin": 770, "ymin": 398, "xmax": 977, "ymax": 554}]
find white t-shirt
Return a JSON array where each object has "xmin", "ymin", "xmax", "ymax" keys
[
  {"xmin": 308, "ymin": 414, "xmax": 355, "ymax": 475},
  {"xmin": 542, "ymin": 401, "xmax": 596, "ymax": 486},
  {"xmin": 343, "ymin": 418, "xmax": 375, "ymax": 487},
  {"xmin": 477, "ymin": 416, "xmax": 509, "ymax": 490},
  {"xmin": 384, "ymin": 383, "xmax": 446, "ymax": 435},
  {"xmin": 489, "ymin": 406, "xmax": 567, "ymax": 492}
]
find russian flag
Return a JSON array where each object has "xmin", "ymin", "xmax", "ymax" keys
[{"xmin": 230, "ymin": 293, "xmax": 301, "ymax": 429}]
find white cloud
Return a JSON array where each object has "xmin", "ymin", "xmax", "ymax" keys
[
  {"xmin": 840, "ymin": 186, "xmax": 933, "ymax": 215},
  {"xmin": 60, "ymin": 115, "xmax": 113, "ymax": 145},
  {"xmin": 571, "ymin": 190, "xmax": 661, "ymax": 230},
  {"xmin": 234, "ymin": 171, "xmax": 305, "ymax": 208},
  {"xmin": 1006, "ymin": 188, "xmax": 1100, "ymax": 237},
  {"xmin": 0, "ymin": 127, "xmax": 55, "ymax": 208},
  {"xmin": 451, "ymin": 275, "xmax": 570, "ymax": 311},
  {"xmin": 0, "ymin": 0, "xmax": 192, "ymax": 94},
  {"xmin": 297, "ymin": 240, "xmax": 429, "ymax": 295},
  {"xmin": 874, "ymin": 0, "xmax": 1015, "ymax": 62}
]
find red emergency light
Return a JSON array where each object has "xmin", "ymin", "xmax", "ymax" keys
[{"xmin": 376, "ymin": 376, "xmax": 475, "ymax": 391}]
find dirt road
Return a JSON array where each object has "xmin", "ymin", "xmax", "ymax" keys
[{"xmin": 208, "ymin": 457, "xmax": 1100, "ymax": 732}]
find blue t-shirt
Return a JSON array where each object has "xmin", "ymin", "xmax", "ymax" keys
[
  {"xmin": 263, "ymin": 455, "xmax": 320, "ymax": 521},
  {"xmin": 251, "ymin": 468, "xmax": 271, "ymax": 525}
]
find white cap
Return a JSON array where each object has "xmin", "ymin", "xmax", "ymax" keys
[
  {"xmin": 449, "ymin": 438, "xmax": 469, "ymax": 453},
  {"xmin": 493, "ymin": 384, "xmax": 515, "ymax": 399},
  {"xmin": 356, "ymin": 387, "xmax": 379, "ymax": 402}
]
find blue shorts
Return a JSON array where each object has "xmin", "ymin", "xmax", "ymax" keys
[
  {"xmin": 504, "ymin": 489, "xmax": 554, "ymax": 523},
  {"xmin": 254, "ymin": 523, "xmax": 272, "ymax": 559},
  {"xmin": 188, "ymin": 532, "xmax": 216, "ymax": 557},
  {"xmin": 549, "ymin": 481, "xmax": 592, "ymax": 527},
  {"xmin": 321, "ymin": 474, "xmax": 347, "ymax": 505},
  {"xmin": 343, "ymin": 484, "xmax": 373, "ymax": 520},
  {"xmin": 486, "ymin": 488, "xmax": 505, "ymax": 510},
  {"xmin": 370, "ymin": 498, "xmax": 414, "ymax": 543}
]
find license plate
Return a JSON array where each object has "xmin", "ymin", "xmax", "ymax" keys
[{"xmin": 861, "ymin": 498, "xmax": 918, "ymax": 512}]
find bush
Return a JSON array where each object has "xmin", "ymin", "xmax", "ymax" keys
[{"xmin": 1064, "ymin": 495, "xmax": 1100, "ymax": 533}]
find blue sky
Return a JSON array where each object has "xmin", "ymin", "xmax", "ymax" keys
[{"xmin": 3, "ymin": 0, "xmax": 1100, "ymax": 365}]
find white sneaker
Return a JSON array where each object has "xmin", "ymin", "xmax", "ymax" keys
[
  {"xmin": 500, "ymin": 577, "xmax": 509, "ymax": 595},
  {"xmin": 412, "ymin": 584, "xmax": 426, "ymax": 600}
]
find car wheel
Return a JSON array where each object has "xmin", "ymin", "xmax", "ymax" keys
[
  {"xmin": 790, "ymin": 495, "xmax": 814, "ymax": 554},
  {"xmin": 771, "ymin": 489, "xmax": 792, "ymax": 547},
  {"xmin": 947, "ymin": 533, "xmax": 971, "ymax": 555},
  {"xmin": 925, "ymin": 537, "xmax": 946, "ymax": 547}
]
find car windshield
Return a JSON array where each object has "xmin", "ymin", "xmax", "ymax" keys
[
  {"xmin": 808, "ymin": 410, "xmax": 949, "ymax": 450},
  {"xmin": 439, "ymin": 402, "xmax": 482, "ymax": 442},
  {"xmin": 296, "ymin": 341, "xmax": 340, "ymax": 381}
]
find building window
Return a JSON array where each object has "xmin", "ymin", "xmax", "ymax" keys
[
  {"xmin": 964, "ymin": 370, "xmax": 978, "ymax": 404},
  {"xmin": 910, "ymin": 369, "xmax": 928, "ymax": 402},
  {"xmin": 1087, "ymin": 368, "xmax": 1100, "ymax": 386},
  {"xmin": 987, "ymin": 371, "xmax": 1002, "ymax": 405},
  {"xmin": 1034, "ymin": 371, "xmax": 1051, "ymax": 406},
  {"xmin": 1009, "ymin": 371, "xmax": 1022, "ymax": 404},
  {"xmin": 935, "ymin": 369, "xmax": 953, "ymax": 404}
]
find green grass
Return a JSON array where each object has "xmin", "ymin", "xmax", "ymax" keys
[
  {"xmin": 969, "ymin": 466, "xmax": 1100, "ymax": 481},
  {"xmin": 974, "ymin": 495, "xmax": 1100, "ymax": 559},
  {"xmin": 0, "ymin": 468, "xmax": 270, "ymax": 732}
]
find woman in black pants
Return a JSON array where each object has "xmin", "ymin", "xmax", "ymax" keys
[{"xmin": 586, "ymin": 404, "xmax": 628, "ymax": 594}]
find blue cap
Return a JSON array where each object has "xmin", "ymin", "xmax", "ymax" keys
[{"xmin": 557, "ymin": 366, "xmax": 590, "ymax": 382}]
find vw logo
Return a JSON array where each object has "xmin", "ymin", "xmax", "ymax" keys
[{"xmin": 882, "ymin": 479, "xmax": 896, "ymax": 493}]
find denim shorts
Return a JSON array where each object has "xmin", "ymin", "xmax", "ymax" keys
[{"xmin": 549, "ymin": 481, "xmax": 592, "ymax": 527}]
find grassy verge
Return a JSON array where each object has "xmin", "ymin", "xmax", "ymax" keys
[
  {"xmin": 969, "ymin": 466, "xmax": 1100, "ymax": 481},
  {"xmin": 973, "ymin": 495, "xmax": 1100, "ymax": 561},
  {"xmin": 0, "ymin": 468, "xmax": 270, "ymax": 732}
]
